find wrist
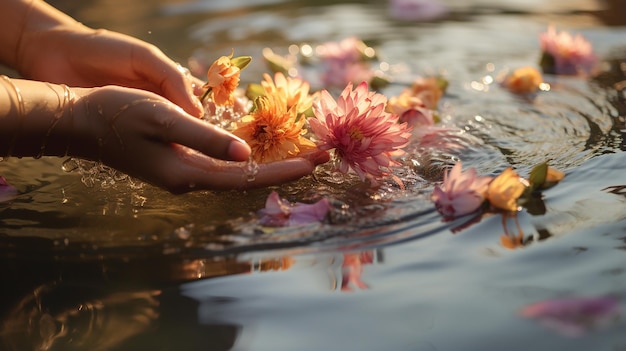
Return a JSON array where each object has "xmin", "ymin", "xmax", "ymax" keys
[{"xmin": 0, "ymin": 77, "xmax": 78, "ymax": 158}]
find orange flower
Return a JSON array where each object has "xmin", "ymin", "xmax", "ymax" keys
[
  {"xmin": 545, "ymin": 166, "xmax": 565, "ymax": 188},
  {"xmin": 503, "ymin": 67, "xmax": 543, "ymax": 94},
  {"xmin": 232, "ymin": 95, "xmax": 317, "ymax": 163},
  {"xmin": 260, "ymin": 72, "xmax": 317, "ymax": 115},
  {"xmin": 204, "ymin": 54, "xmax": 248, "ymax": 106},
  {"xmin": 487, "ymin": 168, "xmax": 527, "ymax": 211},
  {"xmin": 408, "ymin": 76, "xmax": 446, "ymax": 110},
  {"xmin": 387, "ymin": 76, "xmax": 445, "ymax": 116}
]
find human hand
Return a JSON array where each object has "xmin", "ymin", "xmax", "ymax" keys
[
  {"xmin": 71, "ymin": 86, "xmax": 329, "ymax": 193},
  {"xmin": 17, "ymin": 14, "xmax": 204, "ymax": 117}
]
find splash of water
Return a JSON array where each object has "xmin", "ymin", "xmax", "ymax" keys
[{"xmin": 61, "ymin": 158, "xmax": 144, "ymax": 189}]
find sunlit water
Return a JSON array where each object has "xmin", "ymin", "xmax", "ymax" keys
[{"xmin": 1, "ymin": 1, "xmax": 626, "ymax": 350}]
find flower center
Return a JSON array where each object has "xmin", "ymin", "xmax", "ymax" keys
[
  {"xmin": 254, "ymin": 124, "xmax": 271, "ymax": 141},
  {"xmin": 349, "ymin": 127, "xmax": 364, "ymax": 140}
]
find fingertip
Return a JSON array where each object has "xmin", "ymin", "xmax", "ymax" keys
[
  {"xmin": 191, "ymin": 97, "xmax": 205, "ymax": 118},
  {"xmin": 227, "ymin": 139, "xmax": 251, "ymax": 161},
  {"xmin": 311, "ymin": 150, "xmax": 331, "ymax": 165}
]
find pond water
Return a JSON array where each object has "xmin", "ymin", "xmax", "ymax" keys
[{"xmin": 2, "ymin": 0, "xmax": 626, "ymax": 350}]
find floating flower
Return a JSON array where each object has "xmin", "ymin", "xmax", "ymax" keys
[
  {"xmin": 317, "ymin": 37, "xmax": 377, "ymax": 88},
  {"xmin": 409, "ymin": 76, "xmax": 447, "ymax": 110},
  {"xmin": 387, "ymin": 92, "xmax": 435, "ymax": 129},
  {"xmin": 232, "ymin": 94, "xmax": 317, "ymax": 163},
  {"xmin": 389, "ymin": 0, "xmax": 448, "ymax": 22},
  {"xmin": 487, "ymin": 168, "xmax": 527, "ymax": 212},
  {"xmin": 431, "ymin": 162, "xmax": 493, "ymax": 219},
  {"xmin": 539, "ymin": 25, "xmax": 597, "ymax": 76},
  {"xmin": 502, "ymin": 66, "xmax": 544, "ymax": 94},
  {"xmin": 341, "ymin": 251, "xmax": 374, "ymax": 291},
  {"xmin": 258, "ymin": 191, "xmax": 332, "ymax": 227},
  {"xmin": 317, "ymin": 37, "xmax": 371, "ymax": 64},
  {"xmin": 309, "ymin": 82, "xmax": 412, "ymax": 183},
  {"xmin": 0, "ymin": 176, "xmax": 17, "ymax": 202},
  {"xmin": 399, "ymin": 107, "xmax": 435, "ymax": 130},
  {"xmin": 387, "ymin": 76, "xmax": 445, "ymax": 129},
  {"xmin": 202, "ymin": 53, "xmax": 251, "ymax": 106},
  {"xmin": 259, "ymin": 72, "xmax": 316, "ymax": 115},
  {"xmin": 520, "ymin": 296, "xmax": 621, "ymax": 337}
]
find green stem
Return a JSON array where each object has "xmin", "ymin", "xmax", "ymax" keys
[{"xmin": 199, "ymin": 87, "xmax": 212, "ymax": 104}]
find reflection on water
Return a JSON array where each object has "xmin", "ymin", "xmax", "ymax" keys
[
  {"xmin": 2, "ymin": 0, "xmax": 626, "ymax": 350},
  {"xmin": 0, "ymin": 248, "xmax": 381, "ymax": 351},
  {"xmin": 2, "ymin": 284, "xmax": 160, "ymax": 351}
]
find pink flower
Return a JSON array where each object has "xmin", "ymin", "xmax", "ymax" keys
[
  {"xmin": 389, "ymin": 0, "xmax": 448, "ymax": 22},
  {"xmin": 321, "ymin": 61, "xmax": 374, "ymax": 89},
  {"xmin": 539, "ymin": 25, "xmax": 597, "ymax": 76},
  {"xmin": 386, "ymin": 91, "xmax": 435, "ymax": 130},
  {"xmin": 0, "ymin": 176, "xmax": 17, "ymax": 203},
  {"xmin": 520, "ymin": 296, "xmax": 621, "ymax": 337},
  {"xmin": 310, "ymin": 82, "xmax": 412, "ymax": 183},
  {"xmin": 317, "ymin": 37, "xmax": 376, "ymax": 88},
  {"xmin": 258, "ymin": 191, "xmax": 331, "ymax": 227},
  {"xmin": 398, "ymin": 107, "xmax": 434, "ymax": 129},
  {"xmin": 317, "ymin": 37, "xmax": 367, "ymax": 64},
  {"xmin": 431, "ymin": 162, "xmax": 493, "ymax": 219}
]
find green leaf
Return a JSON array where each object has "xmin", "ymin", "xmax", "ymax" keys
[
  {"xmin": 528, "ymin": 162, "xmax": 548, "ymax": 191},
  {"xmin": 370, "ymin": 75, "xmax": 390, "ymax": 90},
  {"xmin": 539, "ymin": 52, "xmax": 556, "ymax": 75},
  {"xmin": 231, "ymin": 56, "xmax": 252, "ymax": 71}
]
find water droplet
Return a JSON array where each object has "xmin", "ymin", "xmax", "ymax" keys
[
  {"xmin": 61, "ymin": 158, "xmax": 79, "ymax": 172},
  {"xmin": 245, "ymin": 158, "xmax": 260, "ymax": 182}
]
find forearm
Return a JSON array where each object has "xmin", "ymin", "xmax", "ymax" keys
[
  {"xmin": 0, "ymin": 0, "xmax": 84, "ymax": 73},
  {"xmin": 0, "ymin": 76, "xmax": 77, "ymax": 158}
]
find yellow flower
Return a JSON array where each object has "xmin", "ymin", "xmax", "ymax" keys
[
  {"xmin": 204, "ymin": 54, "xmax": 244, "ymax": 106},
  {"xmin": 260, "ymin": 72, "xmax": 317, "ymax": 115},
  {"xmin": 487, "ymin": 168, "xmax": 527, "ymax": 211},
  {"xmin": 232, "ymin": 94, "xmax": 317, "ymax": 163},
  {"xmin": 503, "ymin": 67, "xmax": 544, "ymax": 94}
]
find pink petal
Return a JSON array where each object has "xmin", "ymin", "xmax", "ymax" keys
[
  {"xmin": 289, "ymin": 198, "xmax": 332, "ymax": 225},
  {"xmin": 258, "ymin": 192, "xmax": 331, "ymax": 227}
]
